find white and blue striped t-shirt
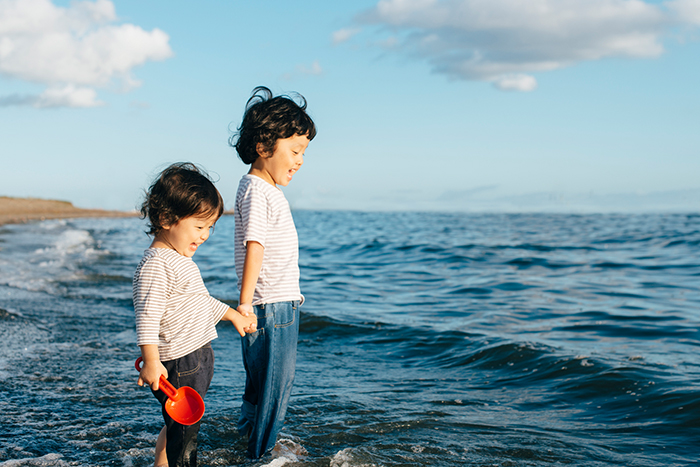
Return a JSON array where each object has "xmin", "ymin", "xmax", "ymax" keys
[
  {"xmin": 234, "ymin": 174, "xmax": 303, "ymax": 306},
  {"xmin": 133, "ymin": 247, "xmax": 230, "ymax": 361}
]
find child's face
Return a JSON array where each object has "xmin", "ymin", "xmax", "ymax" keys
[
  {"xmin": 155, "ymin": 212, "xmax": 219, "ymax": 257},
  {"xmin": 254, "ymin": 133, "xmax": 309, "ymax": 187}
]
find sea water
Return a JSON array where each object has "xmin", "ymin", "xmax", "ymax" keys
[{"xmin": 0, "ymin": 211, "xmax": 698, "ymax": 466}]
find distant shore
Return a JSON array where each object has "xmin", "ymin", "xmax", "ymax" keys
[{"xmin": 0, "ymin": 196, "xmax": 137, "ymax": 226}]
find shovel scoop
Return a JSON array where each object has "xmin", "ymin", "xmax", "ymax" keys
[{"xmin": 135, "ymin": 357, "xmax": 205, "ymax": 425}]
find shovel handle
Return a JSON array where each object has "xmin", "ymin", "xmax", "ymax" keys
[{"xmin": 135, "ymin": 357, "xmax": 179, "ymax": 400}]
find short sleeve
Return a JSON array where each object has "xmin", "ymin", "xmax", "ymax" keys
[
  {"xmin": 134, "ymin": 256, "xmax": 175, "ymax": 346},
  {"xmin": 237, "ymin": 182, "xmax": 269, "ymax": 248}
]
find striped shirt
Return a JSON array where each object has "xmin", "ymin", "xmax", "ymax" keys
[
  {"xmin": 234, "ymin": 174, "xmax": 303, "ymax": 305},
  {"xmin": 133, "ymin": 247, "xmax": 230, "ymax": 361}
]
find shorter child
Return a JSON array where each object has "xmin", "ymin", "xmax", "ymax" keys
[{"xmin": 133, "ymin": 162, "xmax": 257, "ymax": 467}]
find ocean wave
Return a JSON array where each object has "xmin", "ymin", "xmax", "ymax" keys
[{"xmin": 1, "ymin": 213, "xmax": 699, "ymax": 466}]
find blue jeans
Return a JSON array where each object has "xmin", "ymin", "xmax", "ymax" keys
[
  {"xmin": 237, "ymin": 301, "xmax": 300, "ymax": 458},
  {"xmin": 153, "ymin": 344, "xmax": 214, "ymax": 467}
]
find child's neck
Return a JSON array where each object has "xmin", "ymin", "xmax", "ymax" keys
[
  {"xmin": 151, "ymin": 234, "xmax": 176, "ymax": 252},
  {"xmin": 248, "ymin": 167, "xmax": 278, "ymax": 188}
]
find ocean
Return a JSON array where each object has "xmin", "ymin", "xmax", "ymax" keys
[{"xmin": 0, "ymin": 211, "xmax": 698, "ymax": 466}]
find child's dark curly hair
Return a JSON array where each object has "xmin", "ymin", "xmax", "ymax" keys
[
  {"xmin": 230, "ymin": 86, "xmax": 316, "ymax": 164},
  {"xmin": 140, "ymin": 162, "xmax": 224, "ymax": 236}
]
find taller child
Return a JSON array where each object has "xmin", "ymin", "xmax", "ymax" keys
[{"xmin": 229, "ymin": 86, "xmax": 316, "ymax": 458}]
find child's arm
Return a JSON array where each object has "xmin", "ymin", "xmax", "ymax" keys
[
  {"xmin": 137, "ymin": 344, "xmax": 168, "ymax": 391},
  {"xmin": 134, "ymin": 257, "xmax": 171, "ymax": 391},
  {"xmin": 237, "ymin": 240, "xmax": 264, "ymax": 317},
  {"xmin": 222, "ymin": 307, "xmax": 257, "ymax": 336}
]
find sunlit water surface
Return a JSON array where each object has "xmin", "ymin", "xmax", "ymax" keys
[{"xmin": 0, "ymin": 211, "xmax": 699, "ymax": 466}]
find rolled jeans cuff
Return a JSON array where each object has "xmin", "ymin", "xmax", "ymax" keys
[{"xmin": 237, "ymin": 399, "xmax": 255, "ymax": 436}]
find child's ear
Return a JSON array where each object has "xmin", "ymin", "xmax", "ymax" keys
[
  {"xmin": 256, "ymin": 142, "xmax": 271, "ymax": 158},
  {"xmin": 159, "ymin": 215, "xmax": 172, "ymax": 231}
]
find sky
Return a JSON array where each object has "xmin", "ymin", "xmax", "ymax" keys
[{"xmin": 1, "ymin": 0, "xmax": 699, "ymax": 213}]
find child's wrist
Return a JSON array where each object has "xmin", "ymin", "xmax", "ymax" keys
[
  {"xmin": 237, "ymin": 302, "xmax": 253, "ymax": 317},
  {"xmin": 139, "ymin": 345, "xmax": 160, "ymax": 364}
]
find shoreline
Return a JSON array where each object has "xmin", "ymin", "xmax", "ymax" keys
[{"xmin": 0, "ymin": 196, "xmax": 137, "ymax": 226}]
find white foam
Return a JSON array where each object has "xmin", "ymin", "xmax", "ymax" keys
[
  {"xmin": 260, "ymin": 458, "xmax": 291, "ymax": 467},
  {"xmin": 0, "ymin": 453, "xmax": 71, "ymax": 466},
  {"xmin": 260, "ymin": 438, "xmax": 308, "ymax": 467},
  {"xmin": 330, "ymin": 448, "xmax": 377, "ymax": 467},
  {"xmin": 34, "ymin": 229, "xmax": 93, "ymax": 255},
  {"xmin": 0, "ymin": 224, "xmax": 102, "ymax": 294},
  {"xmin": 115, "ymin": 447, "xmax": 154, "ymax": 467},
  {"xmin": 575, "ymin": 355, "xmax": 595, "ymax": 367}
]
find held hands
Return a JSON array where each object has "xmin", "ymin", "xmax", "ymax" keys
[
  {"xmin": 236, "ymin": 303, "xmax": 257, "ymax": 335},
  {"xmin": 223, "ymin": 306, "xmax": 257, "ymax": 336},
  {"xmin": 237, "ymin": 302, "xmax": 253, "ymax": 317},
  {"xmin": 137, "ymin": 359, "xmax": 168, "ymax": 391}
]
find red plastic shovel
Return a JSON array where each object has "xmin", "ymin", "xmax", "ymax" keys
[{"xmin": 135, "ymin": 357, "xmax": 205, "ymax": 425}]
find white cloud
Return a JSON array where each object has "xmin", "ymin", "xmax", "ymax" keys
[
  {"xmin": 333, "ymin": 27, "xmax": 361, "ymax": 44},
  {"xmin": 0, "ymin": 0, "xmax": 173, "ymax": 108},
  {"xmin": 281, "ymin": 60, "xmax": 324, "ymax": 81},
  {"xmin": 667, "ymin": 0, "xmax": 700, "ymax": 24},
  {"xmin": 355, "ymin": 0, "xmax": 700, "ymax": 91},
  {"xmin": 493, "ymin": 74, "xmax": 538, "ymax": 92},
  {"xmin": 297, "ymin": 60, "xmax": 323, "ymax": 76},
  {"xmin": 0, "ymin": 85, "xmax": 103, "ymax": 108},
  {"xmin": 36, "ymin": 85, "xmax": 103, "ymax": 108}
]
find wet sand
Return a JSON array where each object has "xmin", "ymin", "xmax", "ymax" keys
[{"xmin": 0, "ymin": 196, "xmax": 137, "ymax": 226}]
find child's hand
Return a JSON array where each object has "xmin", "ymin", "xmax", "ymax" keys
[
  {"xmin": 237, "ymin": 302, "xmax": 253, "ymax": 317},
  {"xmin": 137, "ymin": 359, "xmax": 168, "ymax": 391},
  {"xmin": 223, "ymin": 307, "xmax": 257, "ymax": 336},
  {"xmin": 239, "ymin": 313, "xmax": 258, "ymax": 335}
]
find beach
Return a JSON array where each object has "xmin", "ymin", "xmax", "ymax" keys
[{"xmin": 0, "ymin": 196, "xmax": 136, "ymax": 226}]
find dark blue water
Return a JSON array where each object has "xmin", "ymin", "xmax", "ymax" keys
[{"xmin": 0, "ymin": 212, "xmax": 699, "ymax": 466}]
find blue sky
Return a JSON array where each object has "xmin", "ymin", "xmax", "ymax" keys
[{"xmin": 1, "ymin": 0, "xmax": 699, "ymax": 212}]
